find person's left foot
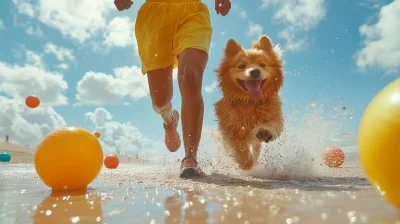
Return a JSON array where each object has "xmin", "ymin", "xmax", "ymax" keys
[
  {"xmin": 164, "ymin": 110, "xmax": 181, "ymax": 152},
  {"xmin": 180, "ymin": 157, "xmax": 205, "ymax": 179}
]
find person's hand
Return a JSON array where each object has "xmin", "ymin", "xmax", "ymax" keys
[
  {"xmin": 215, "ymin": 0, "xmax": 231, "ymax": 16},
  {"xmin": 114, "ymin": 0, "xmax": 133, "ymax": 11}
]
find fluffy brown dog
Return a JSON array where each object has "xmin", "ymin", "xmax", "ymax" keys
[{"xmin": 214, "ymin": 35, "xmax": 284, "ymax": 171}]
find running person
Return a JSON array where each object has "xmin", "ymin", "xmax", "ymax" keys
[{"xmin": 114, "ymin": 0, "xmax": 231, "ymax": 178}]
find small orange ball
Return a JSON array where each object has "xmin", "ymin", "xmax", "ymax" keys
[
  {"xmin": 104, "ymin": 154, "xmax": 119, "ymax": 169},
  {"xmin": 25, "ymin": 95, "xmax": 40, "ymax": 108},
  {"xmin": 94, "ymin": 131, "xmax": 101, "ymax": 138},
  {"xmin": 323, "ymin": 146, "xmax": 345, "ymax": 168},
  {"xmin": 35, "ymin": 127, "xmax": 103, "ymax": 191}
]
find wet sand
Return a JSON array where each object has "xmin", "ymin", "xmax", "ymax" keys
[{"xmin": 1, "ymin": 143, "xmax": 400, "ymax": 224}]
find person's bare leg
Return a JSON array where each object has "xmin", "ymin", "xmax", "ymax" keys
[
  {"xmin": 147, "ymin": 66, "xmax": 174, "ymax": 123},
  {"xmin": 177, "ymin": 48, "xmax": 208, "ymax": 165},
  {"xmin": 147, "ymin": 66, "xmax": 181, "ymax": 152}
]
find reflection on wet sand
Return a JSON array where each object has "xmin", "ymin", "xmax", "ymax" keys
[
  {"xmin": 163, "ymin": 188, "xmax": 291, "ymax": 224},
  {"xmin": 164, "ymin": 189, "xmax": 209, "ymax": 224},
  {"xmin": 162, "ymin": 187, "xmax": 292, "ymax": 224},
  {"xmin": 32, "ymin": 189, "xmax": 103, "ymax": 224},
  {"xmin": 2, "ymin": 164, "xmax": 400, "ymax": 224}
]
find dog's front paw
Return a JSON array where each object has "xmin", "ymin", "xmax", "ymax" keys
[{"xmin": 256, "ymin": 129, "xmax": 274, "ymax": 143}]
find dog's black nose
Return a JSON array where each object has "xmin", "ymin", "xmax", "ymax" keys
[{"xmin": 250, "ymin": 69, "xmax": 261, "ymax": 78}]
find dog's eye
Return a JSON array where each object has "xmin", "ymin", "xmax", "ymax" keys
[
  {"xmin": 260, "ymin": 63, "xmax": 266, "ymax": 67},
  {"xmin": 238, "ymin": 64, "xmax": 246, "ymax": 69}
]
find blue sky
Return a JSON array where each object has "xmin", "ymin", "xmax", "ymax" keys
[{"xmin": 0, "ymin": 0, "xmax": 399, "ymax": 158}]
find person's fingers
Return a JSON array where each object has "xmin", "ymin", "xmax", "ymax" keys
[
  {"xmin": 115, "ymin": 0, "xmax": 133, "ymax": 11},
  {"xmin": 220, "ymin": 0, "xmax": 231, "ymax": 16},
  {"xmin": 218, "ymin": 7, "xmax": 226, "ymax": 16},
  {"xmin": 215, "ymin": 0, "xmax": 221, "ymax": 14},
  {"xmin": 123, "ymin": 0, "xmax": 133, "ymax": 9},
  {"xmin": 114, "ymin": 0, "xmax": 123, "ymax": 11},
  {"xmin": 120, "ymin": 0, "xmax": 129, "ymax": 9}
]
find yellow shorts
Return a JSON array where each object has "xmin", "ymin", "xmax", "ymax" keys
[{"xmin": 135, "ymin": 0, "xmax": 212, "ymax": 75}]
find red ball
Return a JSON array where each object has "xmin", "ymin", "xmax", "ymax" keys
[
  {"xmin": 25, "ymin": 95, "xmax": 40, "ymax": 108},
  {"xmin": 323, "ymin": 146, "xmax": 345, "ymax": 168},
  {"xmin": 104, "ymin": 154, "xmax": 119, "ymax": 169}
]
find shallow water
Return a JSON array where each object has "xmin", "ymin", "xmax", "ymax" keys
[{"xmin": 1, "ymin": 161, "xmax": 400, "ymax": 224}]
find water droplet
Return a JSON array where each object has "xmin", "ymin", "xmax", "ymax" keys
[
  {"xmin": 71, "ymin": 216, "xmax": 80, "ymax": 223},
  {"xmin": 45, "ymin": 210, "xmax": 52, "ymax": 216}
]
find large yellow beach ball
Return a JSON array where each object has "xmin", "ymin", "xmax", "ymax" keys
[
  {"xmin": 358, "ymin": 78, "xmax": 400, "ymax": 208},
  {"xmin": 35, "ymin": 127, "xmax": 103, "ymax": 191}
]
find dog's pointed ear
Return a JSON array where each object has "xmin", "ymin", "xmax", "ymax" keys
[
  {"xmin": 224, "ymin": 39, "xmax": 243, "ymax": 58},
  {"xmin": 253, "ymin": 35, "xmax": 273, "ymax": 52}
]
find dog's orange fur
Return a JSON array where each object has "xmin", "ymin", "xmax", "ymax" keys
[{"xmin": 214, "ymin": 35, "xmax": 284, "ymax": 171}]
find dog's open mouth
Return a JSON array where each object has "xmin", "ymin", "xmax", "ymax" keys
[{"xmin": 237, "ymin": 79, "xmax": 267, "ymax": 99}]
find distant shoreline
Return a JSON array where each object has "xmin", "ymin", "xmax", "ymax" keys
[{"xmin": 0, "ymin": 142, "xmax": 153, "ymax": 165}]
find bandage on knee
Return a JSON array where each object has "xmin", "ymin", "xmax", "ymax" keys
[
  {"xmin": 153, "ymin": 102, "xmax": 174, "ymax": 125},
  {"xmin": 152, "ymin": 102, "xmax": 172, "ymax": 114}
]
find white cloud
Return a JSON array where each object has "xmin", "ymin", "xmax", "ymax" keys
[
  {"xmin": 0, "ymin": 51, "xmax": 69, "ymax": 106},
  {"xmin": 0, "ymin": 52, "xmax": 68, "ymax": 146},
  {"xmin": 12, "ymin": 0, "xmax": 140, "ymax": 56},
  {"xmin": 12, "ymin": 0, "xmax": 115, "ymax": 43},
  {"xmin": 44, "ymin": 42, "xmax": 75, "ymax": 63},
  {"xmin": 246, "ymin": 22, "xmax": 264, "ymax": 38},
  {"xmin": 25, "ymin": 23, "xmax": 43, "ymax": 36},
  {"xmin": 103, "ymin": 17, "xmax": 136, "ymax": 48},
  {"xmin": 76, "ymin": 66, "xmax": 179, "ymax": 105},
  {"xmin": 42, "ymin": 43, "xmax": 75, "ymax": 70},
  {"xmin": 84, "ymin": 107, "xmax": 163, "ymax": 157},
  {"xmin": 85, "ymin": 107, "xmax": 113, "ymax": 127},
  {"xmin": 57, "ymin": 63, "xmax": 68, "ymax": 70},
  {"xmin": 0, "ymin": 96, "xmax": 66, "ymax": 147},
  {"xmin": 12, "ymin": 43, "xmax": 74, "ymax": 71},
  {"xmin": 76, "ymin": 65, "xmax": 149, "ymax": 105},
  {"xmin": 13, "ymin": 0, "xmax": 35, "ymax": 17},
  {"xmin": 203, "ymin": 80, "xmax": 218, "ymax": 93},
  {"xmin": 26, "ymin": 50, "xmax": 43, "ymax": 67},
  {"xmin": 261, "ymin": 0, "xmax": 326, "ymax": 51},
  {"xmin": 355, "ymin": 0, "xmax": 400, "ymax": 73},
  {"xmin": 240, "ymin": 11, "xmax": 247, "ymax": 18},
  {"xmin": 0, "ymin": 20, "xmax": 6, "ymax": 30},
  {"xmin": 12, "ymin": 15, "xmax": 43, "ymax": 37}
]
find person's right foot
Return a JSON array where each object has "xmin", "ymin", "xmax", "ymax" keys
[
  {"xmin": 164, "ymin": 109, "xmax": 181, "ymax": 152},
  {"xmin": 180, "ymin": 157, "xmax": 205, "ymax": 179}
]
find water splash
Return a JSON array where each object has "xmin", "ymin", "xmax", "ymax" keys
[{"xmin": 202, "ymin": 103, "xmax": 348, "ymax": 180}]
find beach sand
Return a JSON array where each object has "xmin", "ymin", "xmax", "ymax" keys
[{"xmin": 1, "ymin": 142, "xmax": 400, "ymax": 224}]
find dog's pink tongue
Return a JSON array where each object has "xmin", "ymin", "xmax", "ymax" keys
[{"xmin": 245, "ymin": 80, "xmax": 262, "ymax": 99}]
